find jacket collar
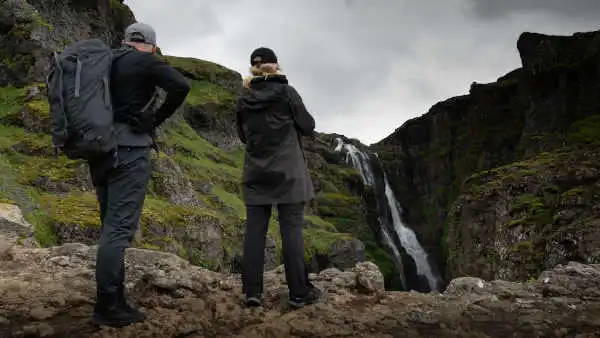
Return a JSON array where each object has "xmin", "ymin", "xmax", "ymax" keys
[{"xmin": 250, "ymin": 74, "xmax": 288, "ymax": 85}]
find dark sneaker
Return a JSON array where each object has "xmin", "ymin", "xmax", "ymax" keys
[
  {"xmin": 288, "ymin": 286, "xmax": 322, "ymax": 309},
  {"xmin": 245, "ymin": 295, "xmax": 262, "ymax": 307},
  {"xmin": 93, "ymin": 292, "xmax": 146, "ymax": 327}
]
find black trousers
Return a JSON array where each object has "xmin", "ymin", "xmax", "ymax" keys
[
  {"xmin": 89, "ymin": 146, "xmax": 152, "ymax": 295},
  {"xmin": 242, "ymin": 202, "xmax": 310, "ymax": 298}
]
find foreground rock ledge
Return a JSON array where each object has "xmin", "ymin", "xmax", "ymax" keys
[{"xmin": 1, "ymin": 243, "xmax": 599, "ymax": 338}]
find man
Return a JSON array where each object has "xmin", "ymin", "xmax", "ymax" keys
[{"xmin": 89, "ymin": 22, "xmax": 190, "ymax": 327}]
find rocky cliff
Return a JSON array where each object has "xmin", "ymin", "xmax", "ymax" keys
[
  {"xmin": 0, "ymin": 0, "xmax": 135, "ymax": 86},
  {"xmin": 374, "ymin": 29, "xmax": 600, "ymax": 285},
  {"xmin": 0, "ymin": 0, "xmax": 394, "ymax": 286}
]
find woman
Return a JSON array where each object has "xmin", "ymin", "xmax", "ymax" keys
[{"xmin": 235, "ymin": 47, "xmax": 322, "ymax": 309}]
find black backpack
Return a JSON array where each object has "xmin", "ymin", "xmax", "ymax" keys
[{"xmin": 46, "ymin": 39, "xmax": 132, "ymax": 161}]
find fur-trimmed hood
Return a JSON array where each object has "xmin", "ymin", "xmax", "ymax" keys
[
  {"xmin": 243, "ymin": 72, "xmax": 286, "ymax": 89},
  {"xmin": 238, "ymin": 74, "xmax": 290, "ymax": 113}
]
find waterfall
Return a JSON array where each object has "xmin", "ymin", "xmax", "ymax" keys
[
  {"xmin": 381, "ymin": 171, "xmax": 439, "ymax": 291},
  {"xmin": 334, "ymin": 138, "xmax": 440, "ymax": 292}
]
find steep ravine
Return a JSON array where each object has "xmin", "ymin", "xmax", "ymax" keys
[{"xmin": 372, "ymin": 29, "xmax": 600, "ymax": 286}]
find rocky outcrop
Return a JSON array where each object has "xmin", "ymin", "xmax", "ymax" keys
[
  {"xmin": 373, "ymin": 29, "xmax": 600, "ymax": 285},
  {"xmin": 0, "ymin": 0, "xmax": 135, "ymax": 86},
  {"xmin": 0, "ymin": 203, "xmax": 36, "ymax": 247},
  {"xmin": 163, "ymin": 56, "xmax": 244, "ymax": 151},
  {"xmin": 1, "ymin": 240, "xmax": 600, "ymax": 337},
  {"xmin": 517, "ymin": 30, "xmax": 600, "ymax": 73},
  {"xmin": 446, "ymin": 145, "xmax": 600, "ymax": 281},
  {"xmin": 150, "ymin": 153, "xmax": 202, "ymax": 208}
]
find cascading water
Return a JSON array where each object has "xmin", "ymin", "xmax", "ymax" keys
[
  {"xmin": 334, "ymin": 138, "xmax": 440, "ymax": 292},
  {"xmin": 381, "ymin": 169, "xmax": 439, "ymax": 291}
]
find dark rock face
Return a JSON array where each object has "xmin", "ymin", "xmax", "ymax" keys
[
  {"xmin": 373, "ymin": 29, "xmax": 600, "ymax": 286},
  {"xmin": 0, "ymin": 0, "xmax": 135, "ymax": 86},
  {"xmin": 517, "ymin": 30, "xmax": 600, "ymax": 74},
  {"xmin": 308, "ymin": 237, "xmax": 366, "ymax": 272},
  {"xmin": 164, "ymin": 55, "xmax": 244, "ymax": 150},
  {"xmin": 183, "ymin": 102, "xmax": 241, "ymax": 151},
  {"xmin": 150, "ymin": 154, "xmax": 202, "ymax": 208}
]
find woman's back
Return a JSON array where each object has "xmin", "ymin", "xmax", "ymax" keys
[
  {"xmin": 238, "ymin": 75, "xmax": 297, "ymax": 159},
  {"xmin": 236, "ymin": 74, "xmax": 316, "ymax": 206}
]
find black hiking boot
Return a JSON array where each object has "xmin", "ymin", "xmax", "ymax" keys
[
  {"xmin": 288, "ymin": 285, "xmax": 322, "ymax": 309},
  {"xmin": 93, "ymin": 291, "xmax": 146, "ymax": 327},
  {"xmin": 117, "ymin": 285, "xmax": 146, "ymax": 319}
]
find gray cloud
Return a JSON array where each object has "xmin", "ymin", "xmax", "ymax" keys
[
  {"xmin": 471, "ymin": 0, "xmax": 600, "ymax": 21},
  {"xmin": 124, "ymin": 0, "xmax": 599, "ymax": 145}
]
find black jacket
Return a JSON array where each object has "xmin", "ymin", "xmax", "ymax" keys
[
  {"xmin": 110, "ymin": 45, "xmax": 190, "ymax": 145},
  {"xmin": 236, "ymin": 74, "xmax": 316, "ymax": 205}
]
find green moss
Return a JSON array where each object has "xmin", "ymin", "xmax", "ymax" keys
[
  {"xmin": 510, "ymin": 194, "xmax": 544, "ymax": 214},
  {"xmin": 24, "ymin": 100, "xmax": 50, "ymax": 118},
  {"xmin": 510, "ymin": 241, "xmax": 533, "ymax": 253},
  {"xmin": 567, "ymin": 115, "xmax": 600, "ymax": 145},
  {"xmin": 507, "ymin": 219, "xmax": 525, "ymax": 228},
  {"xmin": 164, "ymin": 55, "xmax": 238, "ymax": 83},
  {"xmin": 210, "ymin": 186, "xmax": 245, "ymax": 218},
  {"xmin": 303, "ymin": 227, "xmax": 353, "ymax": 262},
  {"xmin": 141, "ymin": 197, "xmax": 220, "ymax": 230},
  {"xmin": 186, "ymin": 80, "xmax": 235, "ymax": 107},
  {"xmin": 304, "ymin": 215, "xmax": 337, "ymax": 232},
  {"xmin": 0, "ymin": 86, "xmax": 25, "ymax": 115},
  {"xmin": 38, "ymin": 192, "xmax": 101, "ymax": 228},
  {"xmin": 31, "ymin": 10, "xmax": 52, "ymax": 30},
  {"xmin": 109, "ymin": 0, "xmax": 126, "ymax": 9},
  {"xmin": 364, "ymin": 240, "xmax": 396, "ymax": 280},
  {"xmin": 7, "ymin": 153, "xmax": 81, "ymax": 186},
  {"xmin": 562, "ymin": 187, "xmax": 587, "ymax": 196},
  {"xmin": 159, "ymin": 117, "xmax": 241, "ymax": 193},
  {"xmin": 140, "ymin": 243, "xmax": 161, "ymax": 251},
  {"xmin": 315, "ymin": 192, "xmax": 361, "ymax": 218},
  {"xmin": 29, "ymin": 209, "xmax": 57, "ymax": 247}
]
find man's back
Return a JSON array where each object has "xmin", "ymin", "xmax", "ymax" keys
[
  {"xmin": 109, "ymin": 46, "xmax": 190, "ymax": 146},
  {"xmin": 111, "ymin": 48, "xmax": 159, "ymax": 121}
]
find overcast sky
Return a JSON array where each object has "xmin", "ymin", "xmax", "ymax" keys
[{"xmin": 124, "ymin": 0, "xmax": 600, "ymax": 145}]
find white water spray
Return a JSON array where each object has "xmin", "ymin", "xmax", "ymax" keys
[
  {"xmin": 382, "ymin": 172, "xmax": 439, "ymax": 291},
  {"xmin": 334, "ymin": 138, "xmax": 440, "ymax": 292}
]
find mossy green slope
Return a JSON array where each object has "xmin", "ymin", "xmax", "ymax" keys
[
  {"xmin": 0, "ymin": 56, "xmax": 359, "ymax": 273},
  {"xmin": 447, "ymin": 140, "xmax": 600, "ymax": 282}
]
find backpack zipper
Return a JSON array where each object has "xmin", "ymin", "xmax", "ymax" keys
[
  {"xmin": 103, "ymin": 75, "xmax": 110, "ymax": 107},
  {"xmin": 74, "ymin": 57, "xmax": 82, "ymax": 98}
]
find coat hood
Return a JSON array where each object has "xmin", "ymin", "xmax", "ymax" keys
[{"xmin": 238, "ymin": 75, "xmax": 289, "ymax": 113}]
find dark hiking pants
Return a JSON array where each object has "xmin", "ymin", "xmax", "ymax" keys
[
  {"xmin": 242, "ymin": 202, "xmax": 310, "ymax": 299},
  {"xmin": 89, "ymin": 146, "xmax": 152, "ymax": 295}
]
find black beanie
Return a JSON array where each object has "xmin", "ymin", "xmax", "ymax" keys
[{"xmin": 250, "ymin": 47, "xmax": 278, "ymax": 66}]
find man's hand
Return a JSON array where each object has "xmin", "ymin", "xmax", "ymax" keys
[{"xmin": 129, "ymin": 114, "xmax": 156, "ymax": 135}]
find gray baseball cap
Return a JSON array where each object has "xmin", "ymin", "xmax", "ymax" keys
[{"xmin": 124, "ymin": 22, "xmax": 157, "ymax": 46}]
